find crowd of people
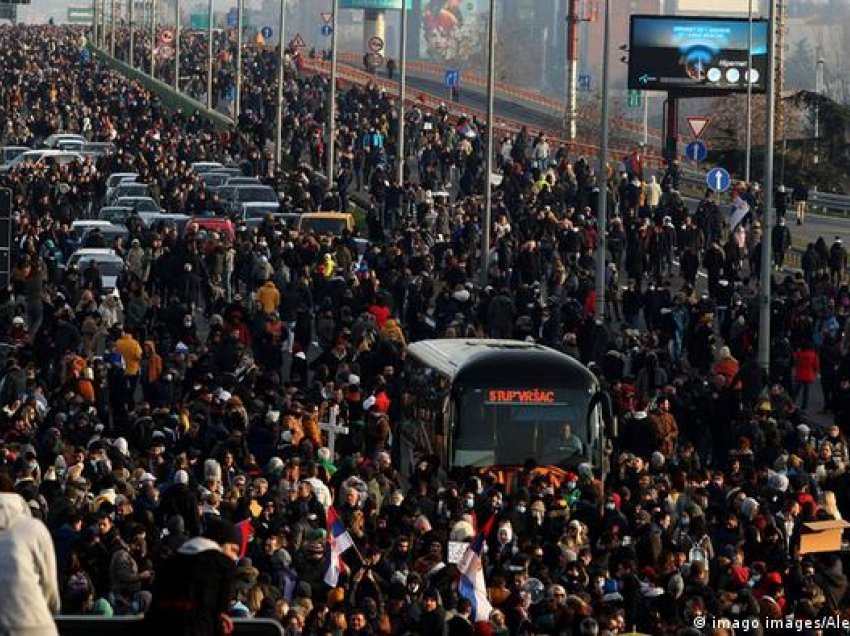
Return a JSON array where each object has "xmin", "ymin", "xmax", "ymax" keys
[{"xmin": 0, "ymin": 23, "xmax": 849, "ymax": 636}]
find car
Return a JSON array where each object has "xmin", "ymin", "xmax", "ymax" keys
[
  {"xmin": 55, "ymin": 139, "xmax": 85, "ymax": 152},
  {"xmin": 106, "ymin": 182, "xmax": 150, "ymax": 207},
  {"xmin": 184, "ymin": 216, "xmax": 235, "ymax": 242},
  {"xmin": 190, "ymin": 161, "xmax": 225, "ymax": 174},
  {"xmin": 42, "ymin": 133, "xmax": 86, "ymax": 149},
  {"xmin": 81, "ymin": 224, "xmax": 129, "ymax": 248},
  {"xmin": 223, "ymin": 185, "xmax": 278, "ymax": 215},
  {"xmin": 0, "ymin": 150, "xmax": 82, "ymax": 173},
  {"xmin": 239, "ymin": 201, "xmax": 282, "ymax": 221},
  {"xmin": 297, "ymin": 212, "xmax": 355, "ymax": 236},
  {"xmin": 0, "ymin": 146, "xmax": 30, "ymax": 165},
  {"xmin": 98, "ymin": 206, "xmax": 134, "ymax": 224},
  {"xmin": 240, "ymin": 211, "xmax": 301, "ymax": 232},
  {"xmin": 114, "ymin": 196, "xmax": 161, "ymax": 213},
  {"xmin": 70, "ymin": 220, "xmax": 114, "ymax": 243},
  {"xmin": 82, "ymin": 142, "xmax": 116, "ymax": 157},
  {"xmin": 105, "ymin": 172, "xmax": 139, "ymax": 200},
  {"xmin": 209, "ymin": 167, "xmax": 243, "ymax": 177},
  {"xmin": 224, "ymin": 176, "xmax": 261, "ymax": 187},
  {"xmin": 136, "ymin": 212, "xmax": 192, "ymax": 232},
  {"xmin": 65, "ymin": 248, "xmax": 125, "ymax": 292},
  {"xmin": 201, "ymin": 173, "xmax": 230, "ymax": 190}
]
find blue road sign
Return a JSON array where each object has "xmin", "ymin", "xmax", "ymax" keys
[
  {"xmin": 685, "ymin": 140, "xmax": 707, "ymax": 163},
  {"xmin": 226, "ymin": 9, "xmax": 238, "ymax": 27},
  {"xmin": 577, "ymin": 74, "xmax": 591, "ymax": 92},
  {"xmin": 706, "ymin": 166, "xmax": 731, "ymax": 192},
  {"xmin": 261, "ymin": 26, "xmax": 273, "ymax": 39},
  {"xmin": 444, "ymin": 69, "xmax": 460, "ymax": 88},
  {"xmin": 320, "ymin": 24, "xmax": 333, "ymax": 37}
]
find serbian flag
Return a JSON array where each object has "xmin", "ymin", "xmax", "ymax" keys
[
  {"xmin": 458, "ymin": 515, "xmax": 496, "ymax": 622},
  {"xmin": 323, "ymin": 506, "xmax": 354, "ymax": 587}
]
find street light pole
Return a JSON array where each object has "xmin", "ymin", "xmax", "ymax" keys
[
  {"xmin": 149, "ymin": 0, "xmax": 156, "ymax": 77},
  {"xmin": 128, "ymin": 0, "xmax": 134, "ymax": 66},
  {"xmin": 207, "ymin": 0, "xmax": 214, "ymax": 109},
  {"xmin": 110, "ymin": 0, "xmax": 116, "ymax": 57},
  {"xmin": 326, "ymin": 0, "xmax": 339, "ymax": 180},
  {"xmin": 93, "ymin": 0, "xmax": 99, "ymax": 49},
  {"xmin": 235, "ymin": 0, "xmax": 244, "ymax": 120},
  {"xmin": 757, "ymin": 0, "xmax": 777, "ymax": 372},
  {"xmin": 274, "ymin": 0, "xmax": 287, "ymax": 168},
  {"xmin": 745, "ymin": 0, "xmax": 753, "ymax": 183},
  {"xmin": 396, "ymin": 0, "xmax": 408, "ymax": 186},
  {"xmin": 594, "ymin": 0, "xmax": 610, "ymax": 321},
  {"xmin": 480, "ymin": 0, "xmax": 496, "ymax": 285},
  {"xmin": 174, "ymin": 0, "xmax": 180, "ymax": 91},
  {"xmin": 815, "ymin": 56, "xmax": 824, "ymax": 166}
]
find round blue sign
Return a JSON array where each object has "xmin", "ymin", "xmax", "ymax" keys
[{"xmin": 261, "ymin": 26, "xmax": 273, "ymax": 39}]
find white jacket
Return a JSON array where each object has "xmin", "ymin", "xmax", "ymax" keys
[{"xmin": 0, "ymin": 493, "xmax": 60, "ymax": 636}]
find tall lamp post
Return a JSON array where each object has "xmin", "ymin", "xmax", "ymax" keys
[
  {"xmin": 326, "ymin": 0, "xmax": 339, "ymax": 179},
  {"xmin": 757, "ymin": 0, "xmax": 777, "ymax": 372},
  {"xmin": 744, "ymin": 0, "xmax": 753, "ymax": 183},
  {"xmin": 206, "ymin": 0, "xmax": 214, "ymax": 109},
  {"xmin": 814, "ymin": 56, "xmax": 825, "ymax": 166},
  {"xmin": 594, "ymin": 0, "xmax": 611, "ymax": 320},
  {"xmin": 174, "ymin": 0, "xmax": 180, "ymax": 91},
  {"xmin": 274, "ymin": 0, "xmax": 287, "ymax": 168},
  {"xmin": 480, "ymin": 0, "xmax": 496, "ymax": 284},
  {"xmin": 235, "ymin": 0, "xmax": 244, "ymax": 120},
  {"xmin": 149, "ymin": 0, "xmax": 156, "ymax": 77},
  {"xmin": 396, "ymin": 0, "xmax": 408, "ymax": 186}
]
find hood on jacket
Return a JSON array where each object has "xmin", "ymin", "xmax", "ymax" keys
[
  {"xmin": 0, "ymin": 492, "xmax": 30, "ymax": 530},
  {"xmin": 144, "ymin": 340, "xmax": 158, "ymax": 354},
  {"xmin": 177, "ymin": 536, "xmax": 222, "ymax": 556}
]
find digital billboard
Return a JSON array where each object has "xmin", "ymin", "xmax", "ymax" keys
[
  {"xmin": 420, "ymin": 0, "xmax": 487, "ymax": 63},
  {"xmin": 339, "ymin": 0, "xmax": 412, "ymax": 9},
  {"xmin": 628, "ymin": 15, "xmax": 769, "ymax": 94}
]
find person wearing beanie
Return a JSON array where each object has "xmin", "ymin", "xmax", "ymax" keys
[{"xmin": 144, "ymin": 516, "xmax": 240, "ymax": 635}]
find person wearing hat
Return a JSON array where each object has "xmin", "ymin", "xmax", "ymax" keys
[{"xmin": 144, "ymin": 516, "xmax": 241, "ymax": 635}]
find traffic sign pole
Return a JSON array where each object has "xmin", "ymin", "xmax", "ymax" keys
[
  {"xmin": 174, "ymin": 0, "xmax": 180, "ymax": 91},
  {"xmin": 149, "ymin": 0, "xmax": 155, "ymax": 77},
  {"xmin": 128, "ymin": 0, "xmax": 134, "ymax": 67},
  {"xmin": 595, "ymin": 0, "xmax": 610, "ymax": 321}
]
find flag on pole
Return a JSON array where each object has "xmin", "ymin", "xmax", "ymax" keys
[
  {"xmin": 323, "ymin": 506, "xmax": 354, "ymax": 587},
  {"xmin": 458, "ymin": 515, "xmax": 496, "ymax": 622}
]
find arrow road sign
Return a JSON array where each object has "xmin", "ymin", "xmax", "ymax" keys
[
  {"xmin": 444, "ymin": 69, "xmax": 460, "ymax": 88},
  {"xmin": 261, "ymin": 26, "xmax": 272, "ymax": 39},
  {"xmin": 685, "ymin": 140, "xmax": 707, "ymax": 163},
  {"xmin": 577, "ymin": 74, "xmax": 591, "ymax": 92},
  {"xmin": 687, "ymin": 116, "xmax": 711, "ymax": 139},
  {"xmin": 706, "ymin": 166, "xmax": 731, "ymax": 193},
  {"xmin": 321, "ymin": 25, "xmax": 333, "ymax": 37}
]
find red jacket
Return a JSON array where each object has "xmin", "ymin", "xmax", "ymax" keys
[{"xmin": 793, "ymin": 348, "xmax": 819, "ymax": 383}]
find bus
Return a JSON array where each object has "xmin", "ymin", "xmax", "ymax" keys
[{"xmin": 406, "ymin": 339, "xmax": 606, "ymax": 485}]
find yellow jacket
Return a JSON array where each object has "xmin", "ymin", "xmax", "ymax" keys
[
  {"xmin": 257, "ymin": 281, "xmax": 281, "ymax": 314},
  {"xmin": 115, "ymin": 333, "xmax": 143, "ymax": 376}
]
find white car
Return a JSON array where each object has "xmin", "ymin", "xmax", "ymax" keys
[
  {"xmin": 105, "ymin": 172, "xmax": 139, "ymax": 200},
  {"xmin": 190, "ymin": 161, "xmax": 225, "ymax": 174},
  {"xmin": 42, "ymin": 133, "xmax": 86, "ymax": 149},
  {"xmin": 0, "ymin": 150, "xmax": 83, "ymax": 173},
  {"xmin": 66, "ymin": 248, "xmax": 125, "ymax": 292}
]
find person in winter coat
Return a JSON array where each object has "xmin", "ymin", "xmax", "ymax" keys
[
  {"xmin": 143, "ymin": 516, "xmax": 239, "ymax": 636},
  {"xmin": 0, "ymin": 484, "xmax": 61, "ymax": 636},
  {"xmin": 793, "ymin": 341, "xmax": 819, "ymax": 411},
  {"xmin": 648, "ymin": 397, "xmax": 678, "ymax": 457}
]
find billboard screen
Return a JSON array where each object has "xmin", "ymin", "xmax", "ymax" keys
[
  {"xmin": 628, "ymin": 15, "xmax": 769, "ymax": 94},
  {"xmin": 339, "ymin": 0, "xmax": 411, "ymax": 8},
  {"xmin": 420, "ymin": 0, "xmax": 487, "ymax": 63}
]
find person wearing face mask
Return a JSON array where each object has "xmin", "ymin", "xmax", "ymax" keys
[{"xmin": 144, "ymin": 516, "xmax": 240, "ymax": 636}]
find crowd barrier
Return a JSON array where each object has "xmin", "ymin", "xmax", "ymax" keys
[{"xmin": 56, "ymin": 616, "xmax": 283, "ymax": 636}]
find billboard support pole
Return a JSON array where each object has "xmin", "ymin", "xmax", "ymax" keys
[
  {"xmin": 758, "ymin": 0, "xmax": 777, "ymax": 372},
  {"xmin": 663, "ymin": 95, "xmax": 678, "ymax": 165},
  {"xmin": 594, "ymin": 0, "xmax": 610, "ymax": 321}
]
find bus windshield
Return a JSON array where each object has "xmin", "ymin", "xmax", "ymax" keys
[{"xmin": 455, "ymin": 387, "xmax": 591, "ymax": 467}]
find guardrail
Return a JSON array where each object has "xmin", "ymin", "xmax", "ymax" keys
[
  {"xmin": 335, "ymin": 52, "xmax": 664, "ymax": 144},
  {"xmin": 811, "ymin": 190, "xmax": 850, "ymax": 215},
  {"xmin": 301, "ymin": 58, "xmax": 669, "ymax": 172},
  {"xmin": 88, "ymin": 44, "xmax": 235, "ymax": 131},
  {"xmin": 57, "ymin": 616, "xmax": 283, "ymax": 636}
]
